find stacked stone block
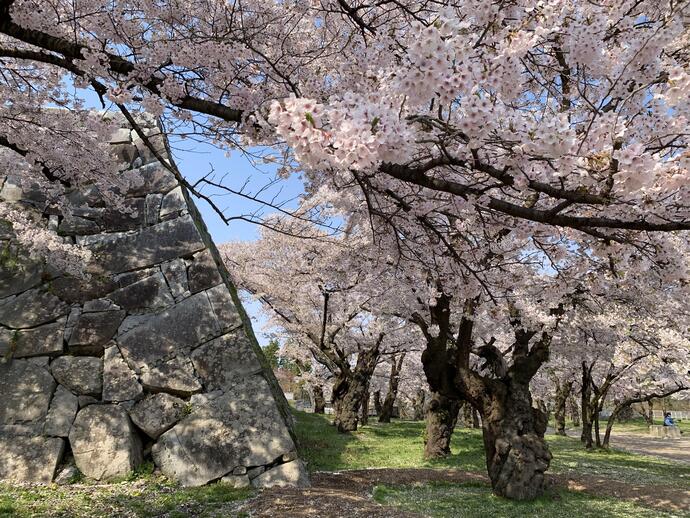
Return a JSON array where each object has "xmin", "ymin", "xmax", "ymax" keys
[{"xmin": 0, "ymin": 115, "xmax": 307, "ymax": 488}]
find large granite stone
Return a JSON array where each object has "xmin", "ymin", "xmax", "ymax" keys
[
  {"xmin": 43, "ymin": 385, "xmax": 79, "ymax": 437},
  {"xmin": 117, "ymin": 291, "xmax": 220, "ymax": 369},
  {"xmin": 190, "ymin": 332, "xmax": 263, "ymax": 391},
  {"xmin": 140, "ymin": 357, "xmax": 202, "ymax": 396},
  {"xmin": 0, "ymin": 435, "xmax": 65, "ymax": 483},
  {"xmin": 121, "ymin": 163, "xmax": 178, "ymax": 197},
  {"xmin": 159, "ymin": 187, "xmax": 186, "ymax": 218},
  {"xmin": 103, "ymin": 344, "xmax": 143, "ymax": 402},
  {"xmin": 129, "ymin": 393, "xmax": 185, "ymax": 439},
  {"xmin": 251, "ymin": 460, "xmax": 310, "ymax": 488},
  {"xmin": 68, "ymin": 310, "xmax": 126, "ymax": 355},
  {"xmin": 106, "ymin": 272, "xmax": 174, "ymax": 313},
  {"xmin": 162, "ymin": 259, "xmax": 189, "ymax": 299},
  {"xmin": 204, "ymin": 284, "xmax": 243, "ymax": 332},
  {"xmin": 0, "ymin": 360, "xmax": 56, "ymax": 425},
  {"xmin": 48, "ymin": 275, "xmax": 117, "ymax": 305},
  {"xmin": 0, "ymin": 320, "xmax": 65, "ymax": 359},
  {"xmin": 51, "ymin": 356, "xmax": 103, "ymax": 397},
  {"xmin": 152, "ymin": 375, "xmax": 295, "ymax": 486},
  {"xmin": 69, "ymin": 405, "xmax": 142, "ymax": 481},
  {"xmin": 0, "ymin": 260, "xmax": 42, "ymax": 299},
  {"xmin": 187, "ymin": 250, "xmax": 222, "ymax": 294},
  {"xmin": 78, "ymin": 215, "xmax": 205, "ymax": 273},
  {"xmin": 0, "ymin": 288, "xmax": 70, "ymax": 328}
]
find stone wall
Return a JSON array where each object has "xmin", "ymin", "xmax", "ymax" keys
[{"xmin": 0, "ymin": 115, "xmax": 308, "ymax": 488}]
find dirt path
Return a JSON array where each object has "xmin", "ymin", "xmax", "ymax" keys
[
  {"xmin": 237, "ymin": 468, "xmax": 690, "ymax": 517},
  {"xmin": 555, "ymin": 428, "xmax": 690, "ymax": 464},
  {"xmin": 602, "ymin": 432, "xmax": 690, "ymax": 464}
]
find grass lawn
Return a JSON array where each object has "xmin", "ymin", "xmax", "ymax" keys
[
  {"xmin": 372, "ymin": 481, "xmax": 681, "ymax": 518},
  {"xmin": 0, "ymin": 476, "xmax": 251, "ymax": 518},
  {"xmin": 295, "ymin": 411, "xmax": 690, "ymax": 489}
]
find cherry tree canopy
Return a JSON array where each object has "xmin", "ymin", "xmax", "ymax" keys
[{"xmin": 1, "ymin": 0, "xmax": 689, "ymax": 258}]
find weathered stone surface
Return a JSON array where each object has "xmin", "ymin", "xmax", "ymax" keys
[
  {"xmin": 0, "ymin": 435, "xmax": 65, "ymax": 483},
  {"xmin": 152, "ymin": 375, "xmax": 295, "ymax": 486},
  {"xmin": 102, "ymin": 198, "xmax": 145, "ymax": 231},
  {"xmin": 108, "ymin": 273, "xmax": 174, "ymax": 314},
  {"xmin": 140, "ymin": 357, "xmax": 202, "ymax": 396},
  {"xmin": 0, "ymin": 288, "xmax": 70, "ymax": 328},
  {"xmin": 0, "ymin": 320, "xmax": 65, "ymax": 359},
  {"xmin": 83, "ymin": 299, "xmax": 120, "ymax": 312},
  {"xmin": 58, "ymin": 214, "xmax": 101, "ymax": 235},
  {"xmin": 69, "ymin": 405, "xmax": 142, "ymax": 481},
  {"xmin": 78, "ymin": 215, "xmax": 205, "ymax": 273},
  {"xmin": 129, "ymin": 393, "xmax": 185, "ymax": 439},
  {"xmin": 51, "ymin": 356, "xmax": 103, "ymax": 397},
  {"xmin": 191, "ymin": 332, "xmax": 263, "ymax": 391},
  {"xmin": 0, "ymin": 360, "xmax": 56, "ymax": 425},
  {"xmin": 0, "ymin": 260, "xmax": 42, "ymax": 299},
  {"xmin": 68, "ymin": 310, "xmax": 125, "ymax": 355},
  {"xmin": 48, "ymin": 275, "xmax": 117, "ymax": 305},
  {"xmin": 159, "ymin": 187, "xmax": 186, "ymax": 219},
  {"xmin": 103, "ymin": 344, "xmax": 142, "ymax": 402},
  {"xmin": 252, "ymin": 460, "xmax": 310, "ymax": 488},
  {"xmin": 205, "ymin": 284, "xmax": 243, "ymax": 332},
  {"xmin": 78, "ymin": 396, "xmax": 98, "ymax": 408},
  {"xmin": 221, "ymin": 474, "xmax": 251, "ymax": 488},
  {"xmin": 54, "ymin": 464, "xmax": 80, "ymax": 485},
  {"xmin": 144, "ymin": 193, "xmax": 162, "ymax": 225},
  {"xmin": 43, "ymin": 385, "xmax": 79, "ymax": 437},
  {"xmin": 117, "ymin": 291, "xmax": 220, "ymax": 369},
  {"xmin": 162, "ymin": 259, "xmax": 189, "ymax": 299},
  {"xmin": 187, "ymin": 250, "xmax": 222, "ymax": 294},
  {"xmin": 122, "ymin": 163, "xmax": 178, "ymax": 197}
]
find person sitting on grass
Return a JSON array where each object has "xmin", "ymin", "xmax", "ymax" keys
[{"xmin": 663, "ymin": 412, "xmax": 675, "ymax": 426}]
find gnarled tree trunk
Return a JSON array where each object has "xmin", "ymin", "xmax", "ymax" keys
[
  {"xmin": 379, "ymin": 353, "xmax": 406, "ymax": 423},
  {"xmin": 554, "ymin": 380, "xmax": 573, "ymax": 436},
  {"xmin": 312, "ymin": 384, "xmax": 326, "ymax": 414},
  {"xmin": 424, "ymin": 391, "xmax": 460, "ymax": 459},
  {"xmin": 332, "ymin": 347, "xmax": 380, "ymax": 432},
  {"xmin": 480, "ymin": 381, "xmax": 552, "ymax": 501}
]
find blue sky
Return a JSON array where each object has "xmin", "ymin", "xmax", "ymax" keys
[{"xmin": 167, "ymin": 135, "xmax": 304, "ymax": 347}]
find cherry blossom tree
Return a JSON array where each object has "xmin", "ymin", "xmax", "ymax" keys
[
  {"xmin": 220, "ymin": 223, "xmax": 415, "ymax": 432},
  {"xmin": 3, "ymin": 0, "xmax": 690, "ymax": 502}
]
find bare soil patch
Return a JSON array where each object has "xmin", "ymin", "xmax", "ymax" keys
[{"xmin": 238, "ymin": 468, "xmax": 689, "ymax": 517}]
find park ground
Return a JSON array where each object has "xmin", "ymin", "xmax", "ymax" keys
[{"xmin": 1, "ymin": 413, "xmax": 688, "ymax": 518}]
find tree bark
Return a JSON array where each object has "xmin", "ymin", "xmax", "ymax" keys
[
  {"xmin": 568, "ymin": 395, "xmax": 580, "ymax": 427},
  {"xmin": 360, "ymin": 384, "xmax": 370, "ymax": 426},
  {"xmin": 379, "ymin": 353, "xmax": 406, "ymax": 423},
  {"xmin": 331, "ymin": 348, "xmax": 380, "ymax": 433},
  {"xmin": 417, "ymin": 295, "xmax": 553, "ymax": 500},
  {"xmin": 480, "ymin": 381, "xmax": 552, "ymax": 501},
  {"xmin": 642, "ymin": 400, "xmax": 654, "ymax": 425},
  {"xmin": 554, "ymin": 380, "xmax": 573, "ymax": 436},
  {"xmin": 412, "ymin": 389, "xmax": 426, "ymax": 421},
  {"xmin": 423, "ymin": 391, "xmax": 460, "ymax": 459},
  {"xmin": 373, "ymin": 390, "xmax": 382, "ymax": 416},
  {"xmin": 312, "ymin": 384, "xmax": 326, "ymax": 414},
  {"xmin": 580, "ymin": 363, "xmax": 594, "ymax": 448}
]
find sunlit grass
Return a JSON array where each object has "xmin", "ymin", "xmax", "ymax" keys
[
  {"xmin": 295, "ymin": 411, "xmax": 690, "ymax": 489},
  {"xmin": 373, "ymin": 481, "xmax": 681, "ymax": 518}
]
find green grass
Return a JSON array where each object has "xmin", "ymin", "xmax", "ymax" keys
[
  {"xmin": 373, "ymin": 481, "xmax": 683, "ymax": 518},
  {"xmin": 0, "ymin": 477, "xmax": 251, "ymax": 518},
  {"xmin": 295, "ymin": 411, "xmax": 690, "ymax": 489}
]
